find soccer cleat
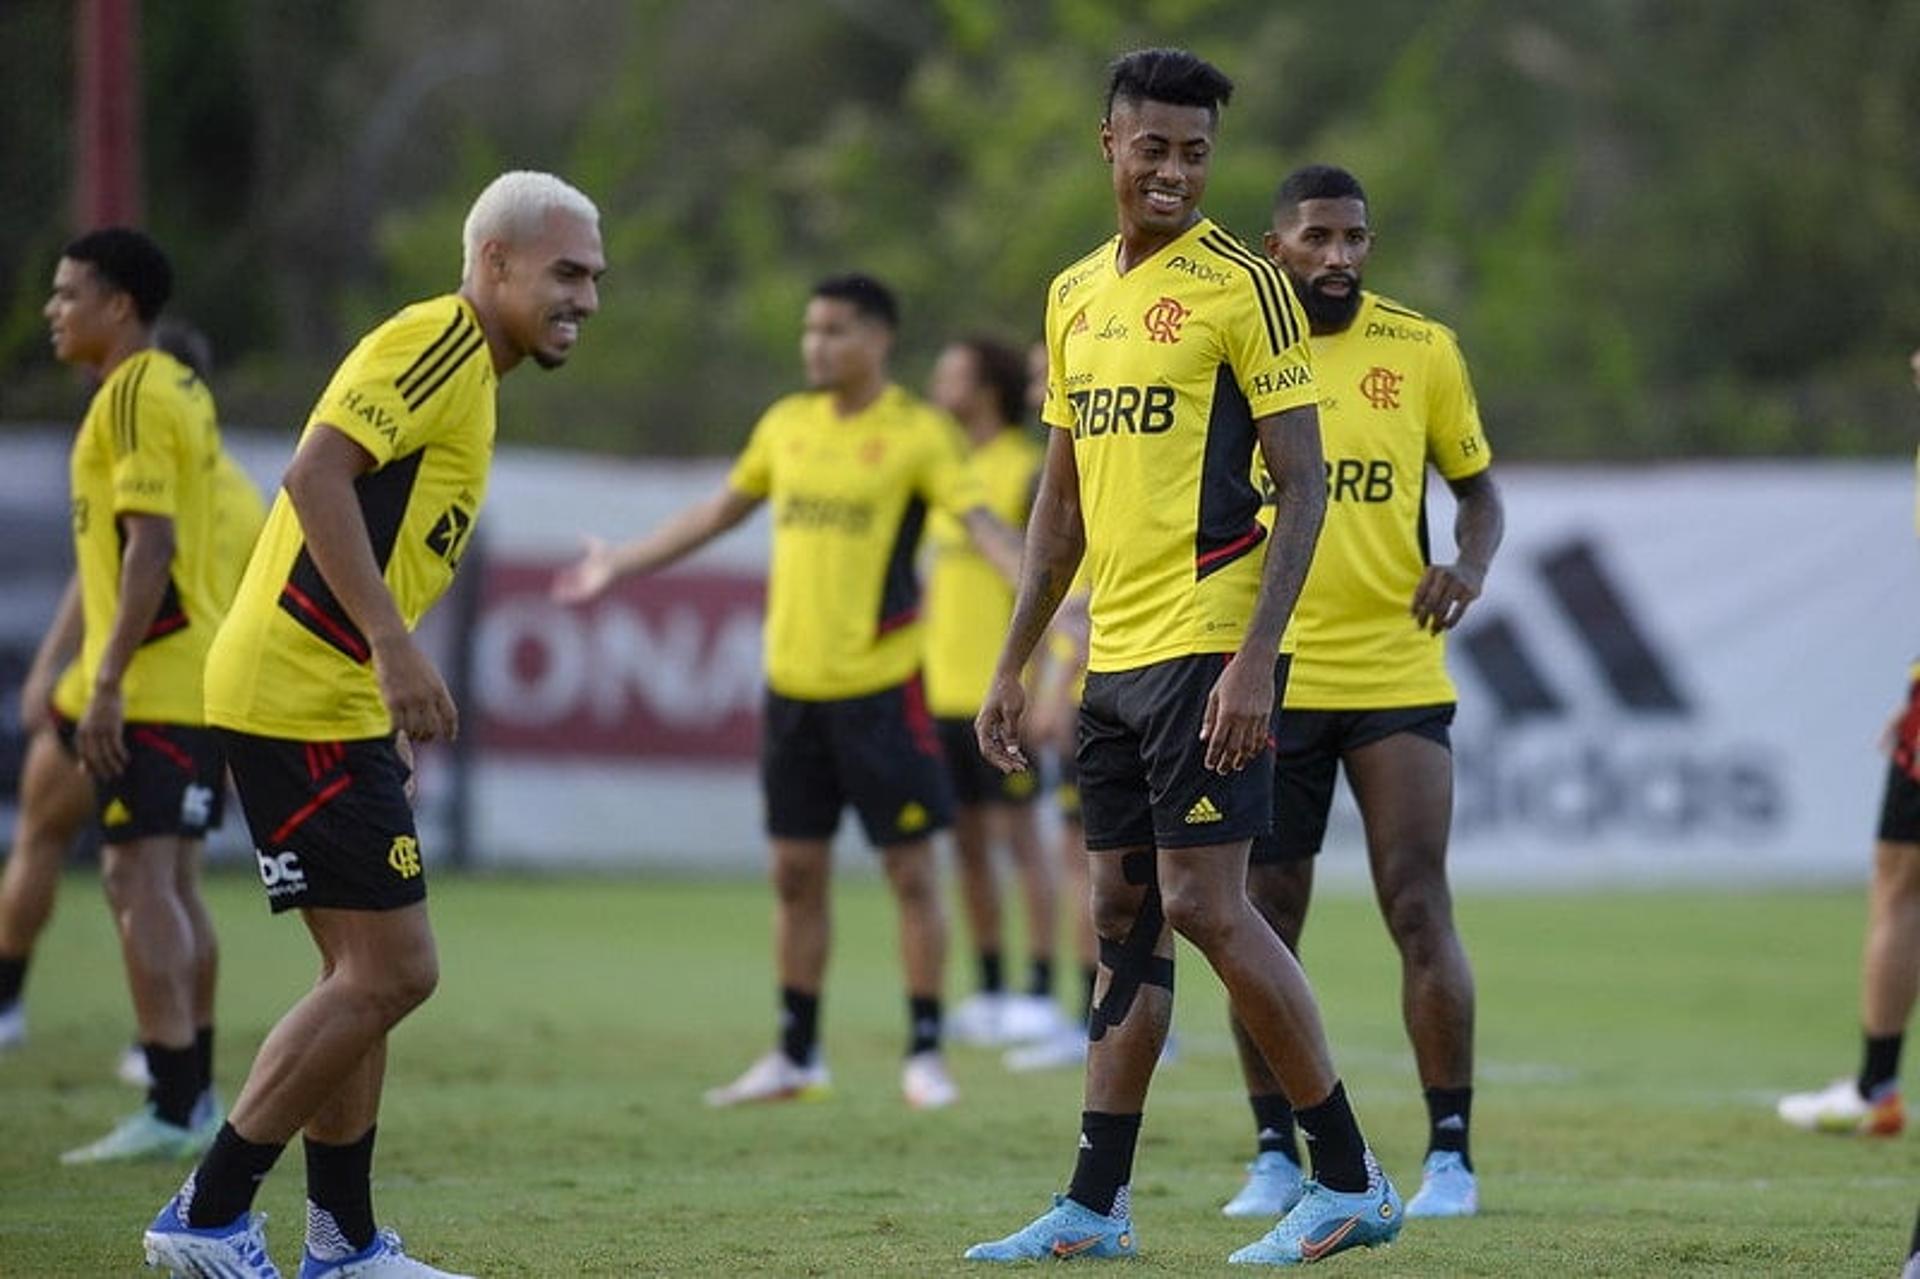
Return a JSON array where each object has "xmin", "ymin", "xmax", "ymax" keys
[
  {"xmin": 702, "ymin": 1050, "xmax": 830, "ymax": 1107},
  {"xmin": 948, "ymin": 993, "xmax": 1011, "ymax": 1046},
  {"xmin": 297, "ymin": 1228, "xmax": 474, "ymax": 1278},
  {"xmin": 0, "ymin": 1000, "xmax": 24, "ymax": 1052},
  {"xmin": 1227, "ymin": 1159, "xmax": 1402, "ymax": 1266},
  {"xmin": 186, "ymin": 1088, "xmax": 225, "ymax": 1156},
  {"xmin": 999, "ymin": 995, "xmax": 1070, "ymax": 1044},
  {"xmin": 61, "ymin": 1106, "xmax": 197, "ymax": 1164},
  {"xmin": 1903, "ymin": 1252, "xmax": 1920, "ymax": 1279},
  {"xmin": 1404, "ymin": 1150, "xmax": 1477, "ymax": 1218},
  {"xmin": 903, "ymin": 1050, "xmax": 959, "ymax": 1110},
  {"xmin": 119, "ymin": 1041, "xmax": 154, "ymax": 1087},
  {"xmin": 143, "ymin": 1196, "xmax": 280, "ymax": 1278},
  {"xmin": 1004, "ymin": 1026, "xmax": 1088, "ymax": 1073},
  {"xmin": 1222, "ymin": 1151, "xmax": 1307, "ymax": 1218},
  {"xmin": 964, "ymin": 1193, "xmax": 1138, "ymax": 1262},
  {"xmin": 1775, "ymin": 1078, "xmax": 1905, "ymax": 1136}
]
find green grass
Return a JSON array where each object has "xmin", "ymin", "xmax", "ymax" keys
[{"xmin": 1, "ymin": 871, "xmax": 1915, "ymax": 1276}]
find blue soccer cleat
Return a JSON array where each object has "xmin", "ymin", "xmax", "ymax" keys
[
  {"xmin": 1227, "ymin": 1160, "xmax": 1402, "ymax": 1266},
  {"xmin": 298, "ymin": 1226, "xmax": 475, "ymax": 1278},
  {"xmin": 965, "ymin": 1193, "xmax": 1138, "ymax": 1262},
  {"xmin": 1222, "ymin": 1150, "xmax": 1307, "ymax": 1218},
  {"xmin": 1404, "ymin": 1150, "xmax": 1477, "ymax": 1218},
  {"xmin": 143, "ymin": 1195, "xmax": 280, "ymax": 1278}
]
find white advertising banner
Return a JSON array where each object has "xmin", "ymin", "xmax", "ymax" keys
[{"xmin": 3, "ymin": 429, "xmax": 1913, "ymax": 886}]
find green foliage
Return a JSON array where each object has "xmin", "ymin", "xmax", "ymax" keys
[{"xmin": 2, "ymin": 0, "xmax": 1917, "ymax": 456}]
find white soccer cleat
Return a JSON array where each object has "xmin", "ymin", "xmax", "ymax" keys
[
  {"xmin": 61, "ymin": 1107, "xmax": 196, "ymax": 1164},
  {"xmin": 946, "ymin": 992, "xmax": 1009, "ymax": 1046},
  {"xmin": 998, "ymin": 994, "xmax": 1070, "ymax": 1044},
  {"xmin": 1003, "ymin": 1025, "xmax": 1088, "ymax": 1073},
  {"xmin": 702, "ymin": 1050, "xmax": 830, "ymax": 1107},
  {"xmin": 119, "ymin": 1041, "xmax": 154, "ymax": 1087},
  {"xmin": 902, "ymin": 1050, "xmax": 959, "ymax": 1110},
  {"xmin": 144, "ymin": 1197, "xmax": 280, "ymax": 1278},
  {"xmin": 0, "ymin": 1000, "xmax": 23, "ymax": 1052},
  {"xmin": 1776, "ymin": 1077, "xmax": 1905, "ymax": 1136},
  {"xmin": 297, "ymin": 1227, "xmax": 475, "ymax": 1277}
]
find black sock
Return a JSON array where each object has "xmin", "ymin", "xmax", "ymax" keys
[
  {"xmin": 908, "ymin": 996, "xmax": 942, "ymax": 1056},
  {"xmin": 1295, "ymin": 1080, "xmax": 1369, "ymax": 1193},
  {"xmin": 0, "ymin": 953, "xmax": 26, "ymax": 1006},
  {"xmin": 304, "ymin": 1126, "xmax": 377, "ymax": 1254},
  {"xmin": 145, "ymin": 1041, "xmax": 199, "ymax": 1127},
  {"xmin": 1028, "ymin": 956, "xmax": 1054, "ymax": 999},
  {"xmin": 184, "ymin": 1123, "xmax": 285, "ymax": 1228},
  {"xmin": 1424, "ymin": 1086, "xmax": 1473, "ymax": 1169},
  {"xmin": 1859, "ymin": 1032, "xmax": 1904, "ymax": 1100},
  {"xmin": 1250, "ymin": 1092, "xmax": 1300, "ymax": 1164},
  {"xmin": 779, "ymin": 987, "xmax": 819, "ymax": 1067},
  {"xmin": 978, "ymin": 951, "xmax": 1005, "ymax": 995},
  {"xmin": 194, "ymin": 1025, "xmax": 215, "ymax": 1097},
  {"xmin": 1067, "ymin": 1111, "xmax": 1142, "ymax": 1217},
  {"xmin": 1080, "ymin": 965, "xmax": 1098, "ymax": 1025}
]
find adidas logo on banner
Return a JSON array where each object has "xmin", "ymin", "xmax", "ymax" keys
[{"xmin": 1184, "ymin": 796, "xmax": 1223, "ymax": 824}]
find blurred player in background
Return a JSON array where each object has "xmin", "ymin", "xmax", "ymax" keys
[
  {"xmin": 143, "ymin": 170, "xmax": 603, "ymax": 1279},
  {"xmin": 1776, "ymin": 346, "xmax": 1920, "ymax": 1140},
  {"xmin": 555, "ymin": 275, "xmax": 1022, "ymax": 1113},
  {"xmin": 1218, "ymin": 164, "xmax": 1504, "ymax": 1223},
  {"xmin": 36, "ymin": 231, "xmax": 230, "ymax": 1167},
  {"xmin": 923, "ymin": 335, "xmax": 1066, "ymax": 1048},
  {"xmin": 0, "ymin": 318, "xmax": 264, "ymax": 1108},
  {"xmin": 967, "ymin": 50, "xmax": 1398, "ymax": 1265}
]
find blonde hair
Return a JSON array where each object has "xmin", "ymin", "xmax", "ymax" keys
[{"xmin": 461, "ymin": 171, "xmax": 599, "ymax": 280}]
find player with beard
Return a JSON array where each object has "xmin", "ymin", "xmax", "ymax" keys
[
  {"xmin": 966, "ymin": 54, "xmax": 1399, "ymax": 1265},
  {"xmin": 1216, "ymin": 164, "xmax": 1503, "ymax": 1223},
  {"xmin": 556, "ymin": 276, "xmax": 1023, "ymax": 1113},
  {"xmin": 143, "ymin": 170, "xmax": 603, "ymax": 1279}
]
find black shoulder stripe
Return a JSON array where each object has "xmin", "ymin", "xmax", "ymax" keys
[
  {"xmin": 114, "ymin": 357, "xmax": 150, "ymax": 454},
  {"xmin": 403, "ymin": 327, "xmax": 485, "ymax": 413},
  {"xmin": 1374, "ymin": 301, "xmax": 1427, "ymax": 321},
  {"xmin": 1201, "ymin": 231, "xmax": 1297, "ymax": 354},
  {"xmin": 394, "ymin": 311, "xmax": 470, "ymax": 398}
]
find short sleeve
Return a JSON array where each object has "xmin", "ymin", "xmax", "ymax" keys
[
  {"xmin": 311, "ymin": 302, "xmax": 482, "ymax": 467},
  {"xmin": 727, "ymin": 405, "xmax": 779, "ymax": 499},
  {"xmin": 1222, "ymin": 261, "xmax": 1317, "ymax": 419},
  {"xmin": 109, "ymin": 366, "xmax": 184, "ymax": 518},
  {"xmin": 1040, "ymin": 284, "xmax": 1074, "ymax": 432},
  {"xmin": 1425, "ymin": 330, "xmax": 1492, "ymax": 480}
]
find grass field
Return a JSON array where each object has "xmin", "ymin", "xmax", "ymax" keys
[{"xmin": 1, "ymin": 870, "xmax": 1916, "ymax": 1276}]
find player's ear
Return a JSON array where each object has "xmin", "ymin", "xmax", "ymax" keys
[
  {"xmin": 1099, "ymin": 119, "xmax": 1115, "ymax": 164},
  {"xmin": 486, "ymin": 240, "xmax": 510, "ymax": 281},
  {"xmin": 1261, "ymin": 228, "xmax": 1283, "ymax": 263}
]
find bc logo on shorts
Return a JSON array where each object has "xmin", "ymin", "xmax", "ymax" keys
[
  {"xmin": 387, "ymin": 836, "xmax": 423, "ymax": 879},
  {"xmin": 257, "ymin": 849, "xmax": 307, "ymax": 901}
]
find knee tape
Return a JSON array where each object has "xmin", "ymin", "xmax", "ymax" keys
[{"xmin": 1089, "ymin": 854, "xmax": 1175, "ymax": 1042}]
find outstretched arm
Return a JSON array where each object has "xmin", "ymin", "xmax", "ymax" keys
[
  {"xmin": 552, "ymin": 486, "xmax": 763, "ymax": 604},
  {"xmin": 1411, "ymin": 469, "xmax": 1504, "ymax": 634}
]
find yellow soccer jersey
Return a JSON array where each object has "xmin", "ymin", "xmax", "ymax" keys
[
  {"xmin": 206, "ymin": 294, "xmax": 495, "ymax": 740},
  {"xmin": 923, "ymin": 427, "xmax": 1043, "ymax": 716},
  {"xmin": 1273, "ymin": 292, "xmax": 1492, "ymax": 709},
  {"xmin": 69, "ymin": 348, "xmax": 223, "ymax": 725},
  {"xmin": 51, "ymin": 659, "xmax": 88, "ymax": 721},
  {"xmin": 1043, "ymin": 218, "xmax": 1317, "ymax": 673},
  {"xmin": 728, "ymin": 384, "xmax": 982, "ymax": 701},
  {"xmin": 210, "ymin": 450, "xmax": 267, "ymax": 615}
]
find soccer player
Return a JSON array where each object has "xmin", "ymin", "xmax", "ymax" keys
[
  {"xmin": 1217, "ymin": 165, "xmax": 1504, "ymax": 1223},
  {"xmin": 1776, "ymin": 344, "xmax": 1920, "ymax": 1139},
  {"xmin": 555, "ymin": 275, "xmax": 1022, "ymax": 1112},
  {"xmin": 965, "ymin": 50, "xmax": 1400, "ymax": 1265},
  {"xmin": 924, "ymin": 335, "xmax": 1064, "ymax": 1047},
  {"xmin": 142, "ymin": 170, "xmax": 603, "ymax": 1279},
  {"xmin": 33, "ymin": 230, "xmax": 230, "ymax": 1166}
]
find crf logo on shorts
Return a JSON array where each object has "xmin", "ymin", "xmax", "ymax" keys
[{"xmin": 256, "ymin": 849, "xmax": 307, "ymax": 900}]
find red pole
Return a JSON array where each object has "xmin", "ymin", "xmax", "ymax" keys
[{"xmin": 74, "ymin": 0, "xmax": 142, "ymax": 230}]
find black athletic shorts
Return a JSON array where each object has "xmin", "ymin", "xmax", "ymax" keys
[
  {"xmin": 1251, "ymin": 704, "xmax": 1454, "ymax": 865},
  {"xmin": 86, "ymin": 720, "xmax": 223, "ymax": 844},
  {"xmin": 1076, "ymin": 654, "xmax": 1289, "ymax": 852},
  {"xmin": 935, "ymin": 716, "xmax": 1040, "ymax": 808},
  {"xmin": 51, "ymin": 709, "xmax": 226, "ymax": 834},
  {"xmin": 1877, "ymin": 759, "xmax": 1920, "ymax": 844},
  {"xmin": 762, "ymin": 677, "xmax": 954, "ymax": 847},
  {"xmin": 220, "ymin": 729, "xmax": 424, "ymax": 914}
]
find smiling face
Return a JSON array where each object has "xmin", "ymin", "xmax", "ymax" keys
[
  {"xmin": 43, "ymin": 257, "xmax": 127, "ymax": 370},
  {"xmin": 480, "ymin": 206, "xmax": 606, "ymax": 371},
  {"xmin": 1102, "ymin": 96, "xmax": 1215, "ymax": 247}
]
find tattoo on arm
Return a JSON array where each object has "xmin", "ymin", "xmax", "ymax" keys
[{"xmin": 1448, "ymin": 470, "xmax": 1505, "ymax": 574}]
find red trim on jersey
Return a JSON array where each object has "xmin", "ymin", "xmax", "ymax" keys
[
  {"xmin": 1195, "ymin": 525, "xmax": 1266, "ymax": 572},
  {"xmin": 279, "ymin": 583, "xmax": 372, "ymax": 662}
]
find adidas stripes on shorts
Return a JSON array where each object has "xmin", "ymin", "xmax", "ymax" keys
[{"xmin": 1076, "ymin": 654, "xmax": 1288, "ymax": 852}]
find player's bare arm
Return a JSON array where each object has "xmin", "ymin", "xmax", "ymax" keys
[
  {"xmin": 959, "ymin": 506, "xmax": 1026, "ymax": 584},
  {"xmin": 1204, "ymin": 404, "xmax": 1326, "ymax": 775},
  {"xmin": 1410, "ymin": 469, "xmax": 1504, "ymax": 635},
  {"xmin": 282, "ymin": 423, "xmax": 457, "ymax": 742},
  {"xmin": 76, "ymin": 514, "xmax": 175, "ymax": 778},
  {"xmin": 551, "ymin": 486, "xmax": 761, "ymax": 605},
  {"xmin": 20, "ymin": 573, "xmax": 80, "ymax": 735},
  {"xmin": 977, "ymin": 429, "xmax": 1084, "ymax": 773}
]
